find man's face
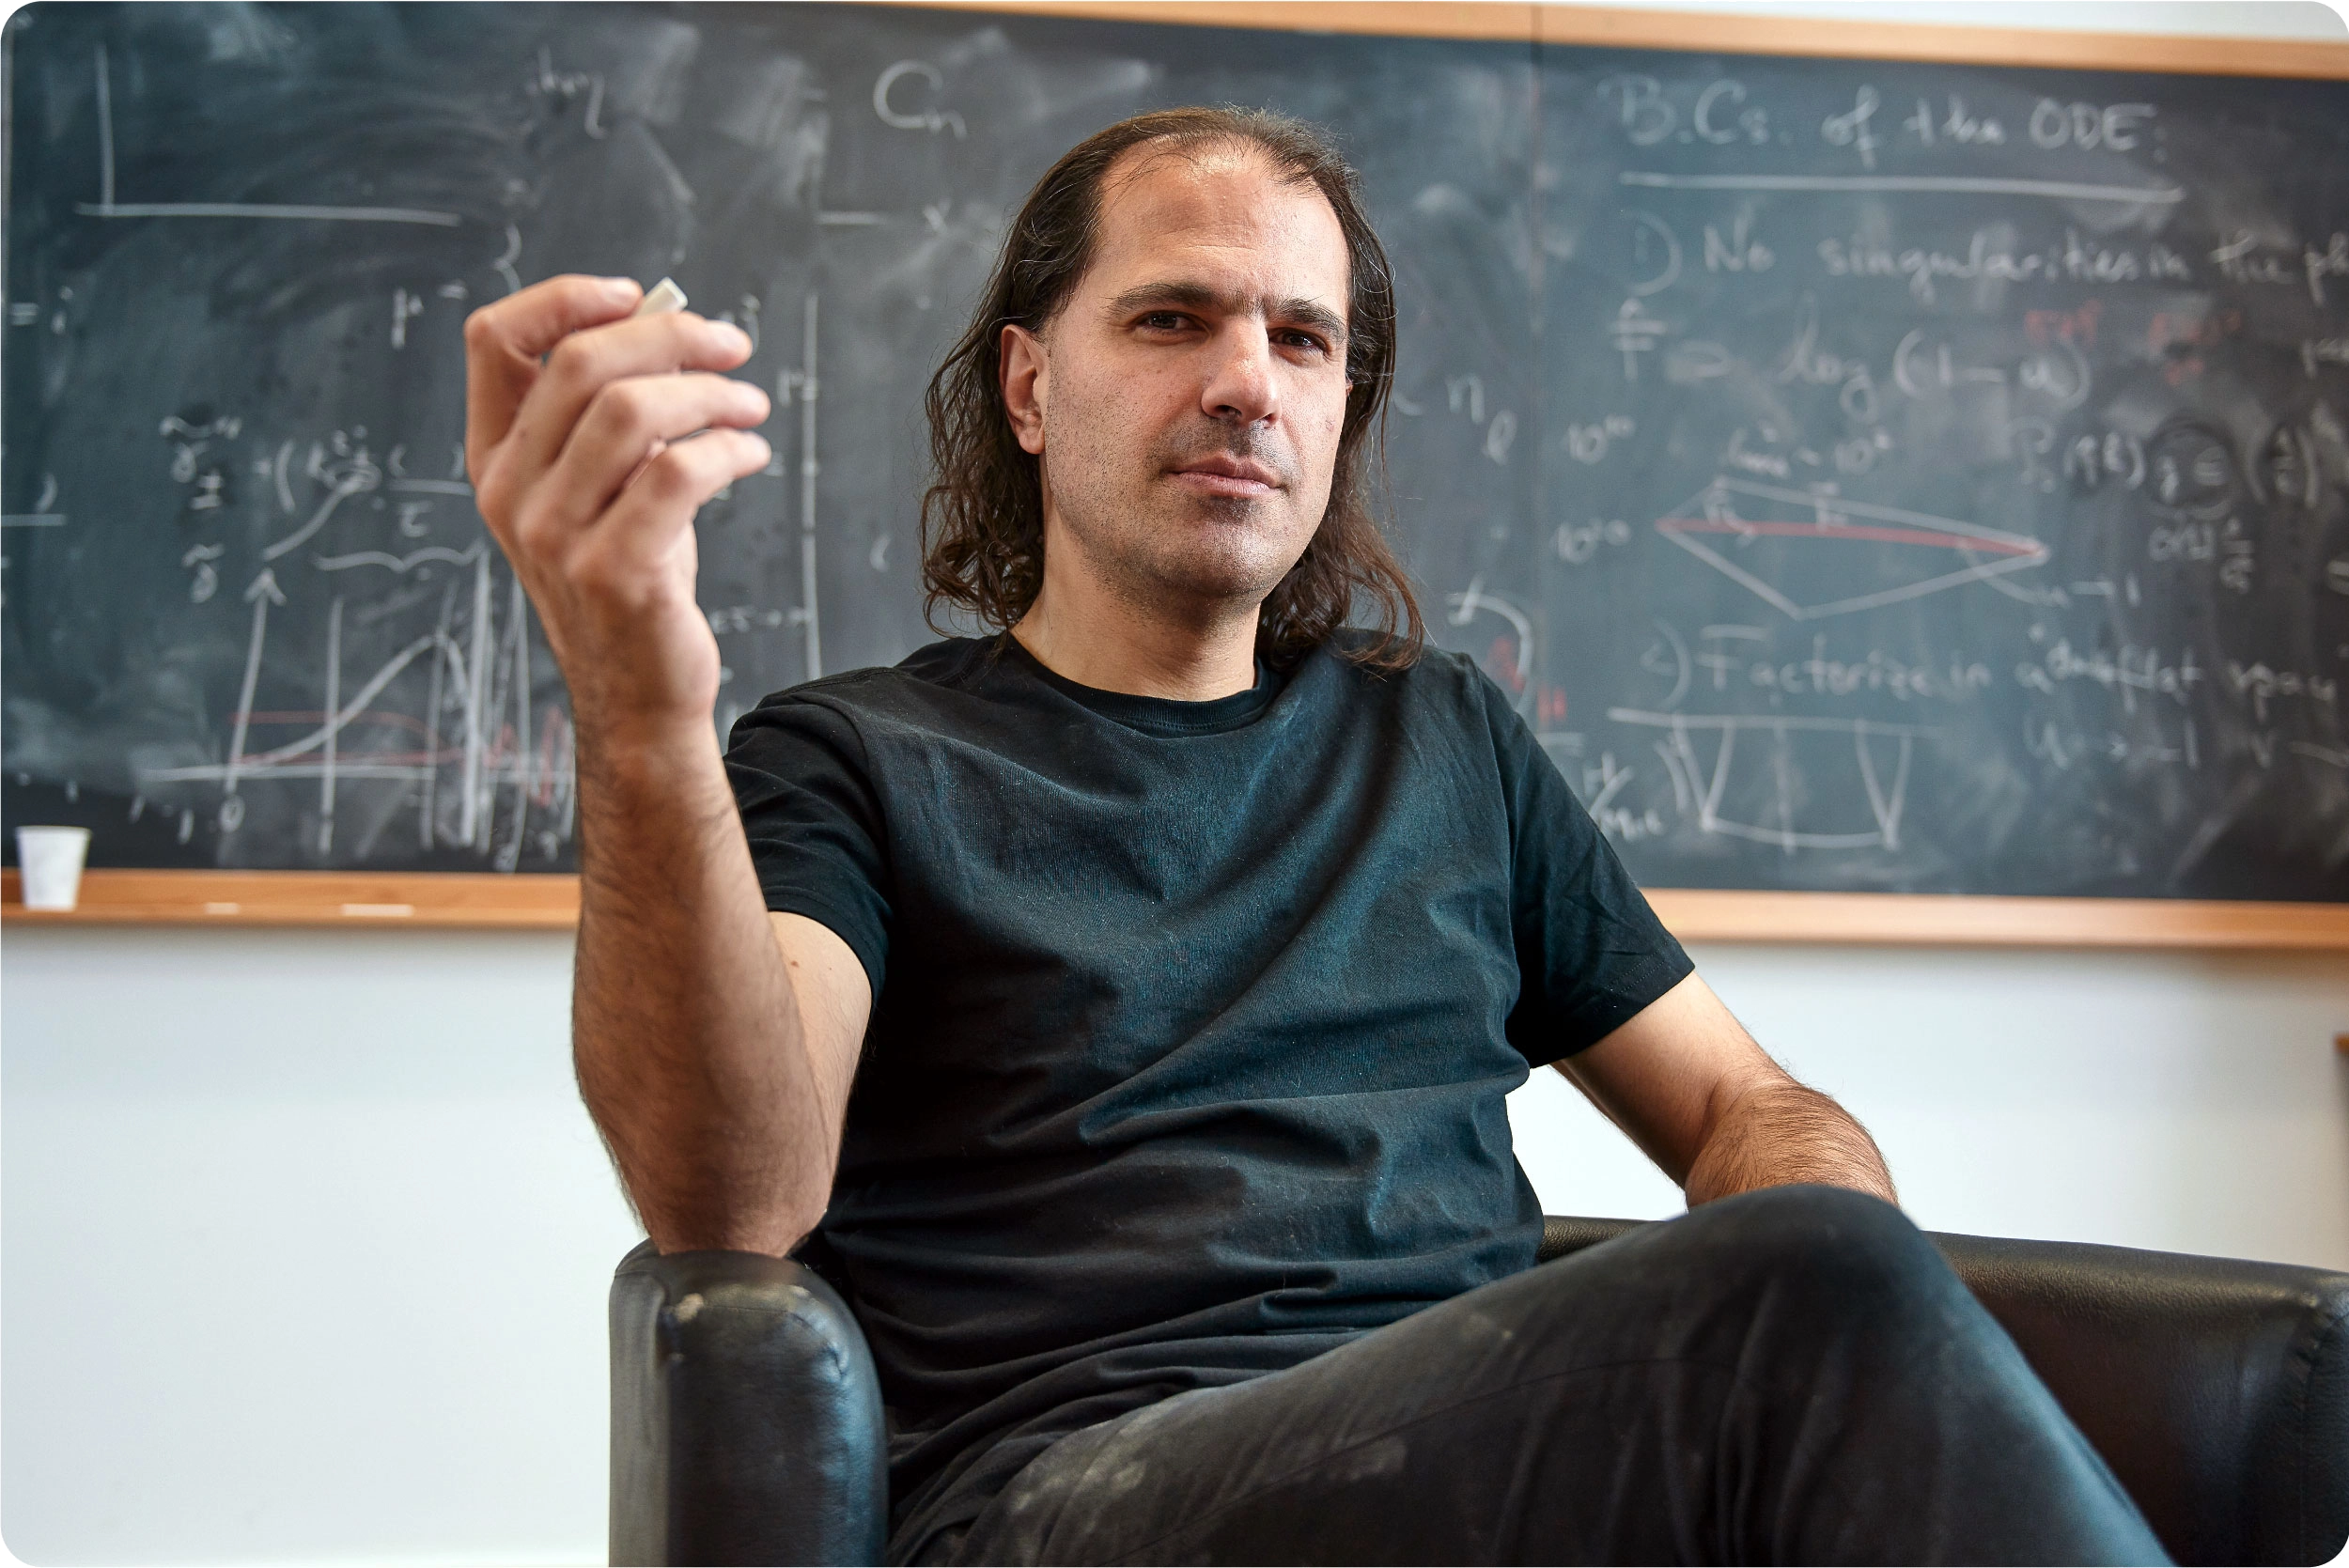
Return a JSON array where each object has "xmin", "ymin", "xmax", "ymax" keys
[{"xmin": 1001, "ymin": 143, "xmax": 1354, "ymax": 622}]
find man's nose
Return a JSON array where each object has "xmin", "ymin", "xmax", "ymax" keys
[{"xmin": 1199, "ymin": 324, "xmax": 1278, "ymax": 427}]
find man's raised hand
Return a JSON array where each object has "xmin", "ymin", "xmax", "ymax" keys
[
  {"xmin": 470, "ymin": 281, "xmax": 855, "ymax": 1261},
  {"xmin": 463, "ymin": 274, "xmax": 771, "ymax": 744}
]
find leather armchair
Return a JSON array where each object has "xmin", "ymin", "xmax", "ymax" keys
[{"xmin": 611, "ymin": 1218, "xmax": 2349, "ymax": 1566}]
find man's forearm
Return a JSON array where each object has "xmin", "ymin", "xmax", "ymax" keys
[
  {"xmin": 1683, "ymin": 1080, "xmax": 1899, "ymax": 1209},
  {"xmin": 572, "ymin": 727, "xmax": 835, "ymax": 1256}
]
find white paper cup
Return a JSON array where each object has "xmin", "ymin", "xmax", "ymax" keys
[{"xmin": 16, "ymin": 826, "xmax": 92, "ymax": 910}]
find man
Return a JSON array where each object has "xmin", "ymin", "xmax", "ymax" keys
[{"xmin": 465, "ymin": 108, "xmax": 2169, "ymax": 1565}]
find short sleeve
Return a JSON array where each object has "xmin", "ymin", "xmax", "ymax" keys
[
  {"xmin": 723, "ymin": 695, "xmax": 893, "ymax": 995},
  {"xmin": 1480, "ymin": 675, "xmax": 1694, "ymax": 1063}
]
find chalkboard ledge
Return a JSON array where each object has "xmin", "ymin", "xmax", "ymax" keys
[
  {"xmin": 2, "ymin": 872, "xmax": 2344, "ymax": 948},
  {"xmin": 1644, "ymin": 890, "xmax": 2349, "ymax": 950},
  {"xmin": 0, "ymin": 870, "xmax": 577, "ymax": 928}
]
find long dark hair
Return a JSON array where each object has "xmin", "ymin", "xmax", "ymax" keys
[{"xmin": 921, "ymin": 106, "xmax": 1424, "ymax": 671}]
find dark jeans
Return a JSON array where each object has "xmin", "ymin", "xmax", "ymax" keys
[{"xmin": 935, "ymin": 1185, "xmax": 2171, "ymax": 1565}]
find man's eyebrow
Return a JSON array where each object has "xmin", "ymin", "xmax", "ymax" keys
[
  {"xmin": 1106, "ymin": 282, "xmax": 1349, "ymax": 346},
  {"xmin": 1276, "ymin": 298, "xmax": 1351, "ymax": 346}
]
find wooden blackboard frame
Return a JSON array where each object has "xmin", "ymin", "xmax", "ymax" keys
[
  {"xmin": 8, "ymin": 869, "xmax": 2349, "ymax": 947},
  {"xmin": 7, "ymin": 1, "xmax": 2348, "ymax": 945},
  {"xmin": 926, "ymin": 0, "xmax": 2349, "ymax": 78}
]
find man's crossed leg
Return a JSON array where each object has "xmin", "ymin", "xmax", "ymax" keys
[{"xmin": 941, "ymin": 1186, "xmax": 2171, "ymax": 1565}]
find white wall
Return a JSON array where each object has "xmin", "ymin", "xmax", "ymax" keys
[
  {"xmin": 1517, "ymin": 942, "xmax": 2349, "ymax": 1268},
  {"xmin": 8, "ymin": 3, "xmax": 2348, "ymax": 1565},
  {"xmin": 5, "ymin": 926, "xmax": 2344, "ymax": 1567},
  {"xmin": 2, "ymin": 927, "xmax": 629, "ymax": 1568}
]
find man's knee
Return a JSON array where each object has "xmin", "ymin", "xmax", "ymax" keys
[
  {"xmin": 1675, "ymin": 1182, "xmax": 1965, "ymax": 1330},
  {"xmin": 1703, "ymin": 1180, "xmax": 1920, "ymax": 1250},
  {"xmin": 1514, "ymin": 1184, "xmax": 1980, "ymax": 1370}
]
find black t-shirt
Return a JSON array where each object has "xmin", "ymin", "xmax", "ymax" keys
[{"xmin": 723, "ymin": 631, "xmax": 1693, "ymax": 1564}]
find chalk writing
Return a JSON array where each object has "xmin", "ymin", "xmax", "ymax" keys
[
  {"xmin": 2224, "ymin": 662, "xmax": 2341, "ymax": 723},
  {"xmin": 1692, "ymin": 630, "xmax": 1994, "ymax": 704},
  {"xmin": 2026, "ymin": 99, "xmax": 2155, "ymax": 151},
  {"xmin": 1822, "ymin": 227, "xmax": 2192, "ymax": 303},
  {"xmin": 2015, "ymin": 640, "xmax": 2202, "ymax": 712}
]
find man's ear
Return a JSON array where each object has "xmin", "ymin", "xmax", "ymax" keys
[{"xmin": 1000, "ymin": 323, "xmax": 1047, "ymax": 457}]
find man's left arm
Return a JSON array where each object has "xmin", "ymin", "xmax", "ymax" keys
[{"xmin": 1552, "ymin": 971, "xmax": 1899, "ymax": 1209}]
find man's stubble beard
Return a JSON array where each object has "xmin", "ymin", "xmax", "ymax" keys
[{"xmin": 1043, "ymin": 422, "xmax": 1327, "ymax": 623}]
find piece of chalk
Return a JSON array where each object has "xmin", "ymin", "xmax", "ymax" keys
[{"xmin": 631, "ymin": 276, "xmax": 688, "ymax": 318}]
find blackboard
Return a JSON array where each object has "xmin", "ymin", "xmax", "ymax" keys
[{"xmin": 5, "ymin": 1, "xmax": 2346, "ymax": 907}]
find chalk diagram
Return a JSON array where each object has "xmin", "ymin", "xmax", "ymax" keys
[
  {"xmin": 1608, "ymin": 472, "xmax": 2044, "ymax": 852},
  {"xmin": 1657, "ymin": 475, "xmax": 2050, "ymax": 622},
  {"xmin": 1445, "ymin": 575, "xmax": 1534, "ymax": 700},
  {"xmin": 135, "ymin": 545, "xmax": 574, "ymax": 868},
  {"xmin": 34, "ymin": 39, "xmax": 850, "ymax": 867},
  {"xmin": 1607, "ymin": 701, "xmax": 1926, "ymax": 853},
  {"xmin": 30, "ymin": 39, "xmax": 570, "ymax": 865}
]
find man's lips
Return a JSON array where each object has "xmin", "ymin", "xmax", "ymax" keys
[{"xmin": 1167, "ymin": 455, "xmax": 1283, "ymax": 497}]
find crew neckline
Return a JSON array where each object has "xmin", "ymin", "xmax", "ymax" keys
[{"xmin": 993, "ymin": 633, "xmax": 1284, "ymax": 737}]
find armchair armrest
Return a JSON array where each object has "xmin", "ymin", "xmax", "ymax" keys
[
  {"xmin": 1541, "ymin": 1217, "xmax": 2349, "ymax": 1567},
  {"xmin": 609, "ymin": 1240, "xmax": 886, "ymax": 1567}
]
